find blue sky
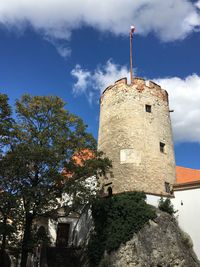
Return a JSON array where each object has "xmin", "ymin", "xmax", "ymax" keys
[{"xmin": 0, "ymin": 0, "xmax": 200, "ymax": 169}]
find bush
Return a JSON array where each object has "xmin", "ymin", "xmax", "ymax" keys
[
  {"xmin": 158, "ymin": 197, "xmax": 176, "ymax": 215},
  {"xmin": 88, "ymin": 192, "xmax": 156, "ymax": 267}
]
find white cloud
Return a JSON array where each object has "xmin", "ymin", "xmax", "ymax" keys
[
  {"xmin": 0, "ymin": 0, "xmax": 200, "ymax": 54},
  {"xmin": 71, "ymin": 60, "xmax": 129, "ymax": 103},
  {"xmin": 45, "ymin": 37, "xmax": 71, "ymax": 58},
  {"xmin": 71, "ymin": 62, "xmax": 200, "ymax": 143},
  {"xmin": 196, "ymin": 0, "xmax": 200, "ymax": 9},
  {"xmin": 56, "ymin": 46, "xmax": 71, "ymax": 58},
  {"xmin": 93, "ymin": 60, "xmax": 130, "ymax": 93},
  {"xmin": 155, "ymin": 74, "xmax": 200, "ymax": 143},
  {"xmin": 71, "ymin": 64, "xmax": 91, "ymax": 95}
]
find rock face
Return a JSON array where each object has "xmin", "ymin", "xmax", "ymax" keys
[{"xmin": 99, "ymin": 211, "xmax": 200, "ymax": 267}]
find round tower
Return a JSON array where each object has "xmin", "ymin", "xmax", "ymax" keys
[{"xmin": 98, "ymin": 77, "xmax": 176, "ymax": 196}]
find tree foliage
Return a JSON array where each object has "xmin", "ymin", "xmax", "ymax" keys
[
  {"xmin": 0, "ymin": 94, "xmax": 20, "ymax": 267},
  {"xmin": 88, "ymin": 192, "xmax": 156, "ymax": 267},
  {"xmin": 0, "ymin": 93, "xmax": 13, "ymax": 152},
  {"xmin": 0, "ymin": 93, "xmax": 111, "ymax": 267}
]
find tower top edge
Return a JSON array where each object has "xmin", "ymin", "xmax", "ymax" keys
[
  {"xmin": 100, "ymin": 77, "xmax": 168, "ymax": 103},
  {"xmin": 102, "ymin": 77, "xmax": 165, "ymax": 95}
]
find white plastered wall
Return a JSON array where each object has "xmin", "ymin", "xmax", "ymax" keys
[
  {"xmin": 48, "ymin": 206, "xmax": 93, "ymax": 247},
  {"xmin": 146, "ymin": 194, "xmax": 161, "ymax": 207},
  {"xmin": 172, "ymin": 188, "xmax": 200, "ymax": 259}
]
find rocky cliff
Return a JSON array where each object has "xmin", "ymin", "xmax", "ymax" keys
[{"xmin": 99, "ymin": 211, "xmax": 200, "ymax": 267}]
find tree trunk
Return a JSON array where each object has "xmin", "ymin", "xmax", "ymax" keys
[
  {"xmin": 20, "ymin": 212, "xmax": 34, "ymax": 267},
  {"xmin": 0, "ymin": 216, "xmax": 7, "ymax": 267}
]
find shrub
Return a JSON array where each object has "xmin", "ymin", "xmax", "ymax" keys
[
  {"xmin": 158, "ymin": 197, "xmax": 176, "ymax": 215},
  {"xmin": 88, "ymin": 192, "xmax": 156, "ymax": 267}
]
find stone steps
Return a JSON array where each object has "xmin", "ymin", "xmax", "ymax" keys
[{"xmin": 46, "ymin": 247, "xmax": 82, "ymax": 267}]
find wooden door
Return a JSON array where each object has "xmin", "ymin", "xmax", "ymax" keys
[{"xmin": 56, "ymin": 223, "xmax": 70, "ymax": 247}]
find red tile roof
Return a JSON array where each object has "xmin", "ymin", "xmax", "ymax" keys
[
  {"xmin": 176, "ymin": 166, "xmax": 200, "ymax": 184},
  {"xmin": 62, "ymin": 149, "xmax": 94, "ymax": 179}
]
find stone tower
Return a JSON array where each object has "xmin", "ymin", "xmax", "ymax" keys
[{"xmin": 98, "ymin": 77, "xmax": 176, "ymax": 197}]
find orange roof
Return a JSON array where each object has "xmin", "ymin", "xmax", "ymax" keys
[
  {"xmin": 72, "ymin": 149, "xmax": 94, "ymax": 166},
  {"xmin": 176, "ymin": 166, "xmax": 200, "ymax": 184},
  {"xmin": 62, "ymin": 149, "xmax": 94, "ymax": 179}
]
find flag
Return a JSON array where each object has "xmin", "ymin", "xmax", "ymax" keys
[{"xmin": 130, "ymin": 26, "xmax": 135, "ymax": 37}]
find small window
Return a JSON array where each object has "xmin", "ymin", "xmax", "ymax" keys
[
  {"xmin": 107, "ymin": 187, "xmax": 113, "ymax": 197},
  {"xmin": 145, "ymin": 104, "xmax": 151, "ymax": 113},
  {"xmin": 160, "ymin": 142, "xmax": 165, "ymax": 153},
  {"xmin": 165, "ymin": 182, "xmax": 170, "ymax": 193}
]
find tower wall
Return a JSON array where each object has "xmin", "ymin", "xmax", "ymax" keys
[{"xmin": 98, "ymin": 77, "xmax": 176, "ymax": 196}]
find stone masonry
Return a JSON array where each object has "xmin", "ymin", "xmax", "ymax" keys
[{"xmin": 98, "ymin": 77, "xmax": 176, "ymax": 196}]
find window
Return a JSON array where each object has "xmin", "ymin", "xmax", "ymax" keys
[
  {"xmin": 160, "ymin": 142, "xmax": 165, "ymax": 153},
  {"xmin": 165, "ymin": 182, "xmax": 170, "ymax": 193},
  {"xmin": 145, "ymin": 104, "xmax": 151, "ymax": 113},
  {"xmin": 107, "ymin": 187, "xmax": 113, "ymax": 197}
]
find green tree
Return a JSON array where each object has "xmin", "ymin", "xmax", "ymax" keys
[
  {"xmin": 0, "ymin": 93, "xmax": 14, "ymax": 152},
  {"xmin": 0, "ymin": 93, "xmax": 18, "ymax": 267},
  {"xmin": 0, "ymin": 189, "xmax": 21, "ymax": 267},
  {"xmin": 10, "ymin": 95, "xmax": 111, "ymax": 267}
]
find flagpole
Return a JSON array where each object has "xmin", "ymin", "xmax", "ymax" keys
[{"xmin": 130, "ymin": 26, "xmax": 135, "ymax": 84}]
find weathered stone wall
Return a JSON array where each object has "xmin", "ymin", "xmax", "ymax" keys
[
  {"xmin": 98, "ymin": 211, "xmax": 200, "ymax": 267},
  {"xmin": 98, "ymin": 77, "xmax": 176, "ymax": 196}
]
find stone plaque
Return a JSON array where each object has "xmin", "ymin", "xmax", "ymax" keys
[{"xmin": 120, "ymin": 149, "xmax": 141, "ymax": 165}]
